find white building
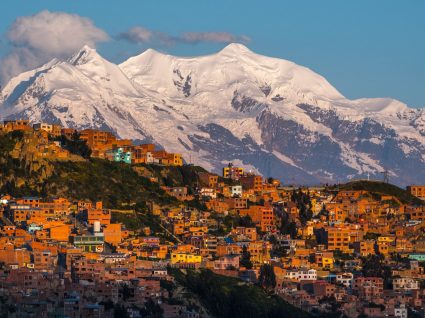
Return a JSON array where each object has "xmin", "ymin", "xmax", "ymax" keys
[
  {"xmin": 394, "ymin": 304, "xmax": 407, "ymax": 318},
  {"xmin": 199, "ymin": 188, "xmax": 216, "ymax": 199},
  {"xmin": 336, "ymin": 272, "xmax": 354, "ymax": 288},
  {"xmin": 146, "ymin": 152, "xmax": 155, "ymax": 163},
  {"xmin": 33, "ymin": 123, "xmax": 53, "ymax": 133},
  {"xmin": 230, "ymin": 185, "xmax": 243, "ymax": 197},
  {"xmin": 285, "ymin": 268, "xmax": 317, "ymax": 281},
  {"xmin": 393, "ymin": 277, "xmax": 419, "ymax": 291}
]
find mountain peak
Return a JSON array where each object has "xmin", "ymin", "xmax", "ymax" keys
[
  {"xmin": 218, "ymin": 43, "xmax": 253, "ymax": 55},
  {"xmin": 69, "ymin": 44, "xmax": 102, "ymax": 66}
]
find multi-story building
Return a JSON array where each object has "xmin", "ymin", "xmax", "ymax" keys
[
  {"xmin": 240, "ymin": 175, "xmax": 262, "ymax": 191},
  {"xmin": 32, "ymin": 123, "xmax": 61, "ymax": 136},
  {"xmin": 223, "ymin": 163, "xmax": 244, "ymax": 180},
  {"xmin": 170, "ymin": 252, "xmax": 202, "ymax": 264},
  {"xmin": 285, "ymin": 268, "xmax": 317, "ymax": 281},
  {"xmin": 314, "ymin": 251, "xmax": 334, "ymax": 269},
  {"xmin": 393, "ymin": 277, "xmax": 419, "ymax": 291},
  {"xmin": 353, "ymin": 240, "xmax": 375, "ymax": 256},
  {"xmin": 230, "ymin": 185, "xmax": 243, "ymax": 197},
  {"xmin": 335, "ymin": 273, "xmax": 354, "ymax": 288},
  {"xmin": 407, "ymin": 185, "xmax": 425, "ymax": 200},
  {"xmin": 240, "ymin": 205, "xmax": 275, "ymax": 232},
  {"xmin": 1, "ymin": 120, "xmax": 32, "ymax": 132},
  {"xmin": 198, "ymin": 172, "xmax": 219, "ymax": 188},
  {"xmin": 353, "ymin": 277, "xmax": 383, "ymax": 301},
  {"xmin": 79, "ymin": 129, "xmax": 116, "ymax": 148},
  {"xmin": 214, "ymin": 255, "xmax": 239, "ymax": 270},
  {"xmin": 319, "ymin": 226, "xmax": 351, "ymax": 253},
  {"xmin": 72, "ymin": 233, "xmax": 104, "ymax": 252}
]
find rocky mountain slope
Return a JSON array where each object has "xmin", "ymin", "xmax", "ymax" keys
[{"xmin": 1, "ymin": 44, "xmax": 424, "ymax": 185}]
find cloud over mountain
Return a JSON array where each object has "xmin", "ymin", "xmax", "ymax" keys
[{"xmin": 0, "ymin": 10, "xmax": 109, "ymax": 85}]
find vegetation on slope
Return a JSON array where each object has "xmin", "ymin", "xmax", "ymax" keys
[
  {"xmin": 334, "ymin": 180, "xmax": 422, "ymax": 205},
  {"xmin": 135, "ymin": 164, "xmax": 209, "ymax": 190},
  {"xmin": 46, "ymin": 159, "xmax": 177, "ymax": 209},
  {"xmin": 0, "ymin": 132, "xmax": 178, "ymax": 209},
  {"xmin": 171, "ymin": 269, "xmax": 310, "ymax": 318}
]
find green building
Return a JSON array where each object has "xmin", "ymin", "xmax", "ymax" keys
[
  {"xmin": 408, "ymin": 253, "xmax": 425, "ymax": 261},
  {"xmin": 113, "ymin": 148, "xmax": 132, "ymax": 164},
  {"xmin": 73, "ymin": 234, "xmax": 104, "ymax": 252}
]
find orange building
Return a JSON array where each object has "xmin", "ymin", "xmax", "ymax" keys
[
  {"xmin": 407, "ymin": 185, "xmax": 425, "ymax": 200},
  {"xmin": 406, "ymin": 205, "xmax": 425, "ymax": 221},
  {"xmin": 61, "ymin": 128, "xmax": 77, "ymax": 139},
  {"xmin": 353, "ymin": 240, "xmax": 375, "ymax": 257},
  {"xmin": 321, "ymin": 226, "xmax": 351, "ymax": 253},
  {"xmin": 0, "ymin": 246, "xmax": 31, "ymax": 267},
  {"xmin": 224, "ymin": 197, "xmax": 248, "ymax": 210},
  {"xmin": 199, "ymin": 172, "xmax": 219, "ymax": 188},
  {"xmin": 16, "ymin": 197, "xmax": 40, "ymax": 207},
  {"xmin": 240, "ymin": 205, "xmax": 275, "ymax": 232},
  {"xmin": 38, "ymin": 198, "xmax": 71, "ymax": 216},
  {"xmin": 216, "ymin": 244, "xmax": 242, "ymax": 257},
  {"xmin": 240, "ymin": 175, "xmax": 263, "ymax": 191},
  {"xmin": 230, "ymin": 227, "xmax": 257, "ymax": 241},
  {"xmin": 248, "ymin": 241, "xmax": 272, "ymax": 264},
  {"xmin": 206, "ymin": 200, "xmax": 229, "ymax": 213},
  {"xmin": 87, "ymin": 208, "xmax": 111, "ymax": 225},
  {"xmin": 103, "ymin": 223, "xmax": 122, "ymax": 245},
  {"xmin": 79, "ymin": 129, "xmax": 116, "ymax": 147},
  {"xmin": 1, "ymin": 120, "xmax": 32, "ymax": 132},
  {"xmin": 33, "ymin": 249, "xmax": 57, "ymax": 270},
  {"xmin": 49, "ymin": 225, "xmax": 71, "ymax": 242}
]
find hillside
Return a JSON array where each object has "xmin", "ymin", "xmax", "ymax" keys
[
  {"xmin": 134, "ymin": 164, "xmax": 209, "ymax": 190},
  {"xmin": 334, "ymin": 180, "xmax": 422, "ymax": 205},
  {"xmin": 0, "ymin": 131, "xmax": 177, "ymax": 210},
  {"xmin": 171, "ymin": 269, "xmax": 310, "ymax": 318},
  {"xmin": 1, "ymin": 44, "xmax": 424, "ymax": 185}
]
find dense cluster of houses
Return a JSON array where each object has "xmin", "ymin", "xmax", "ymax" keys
[
  {"xmin": 0, "ymin": 120, "xmax": 183, "ymax": 166},
  {"xmin": 0, "ymin": 120, "xmax": 425, "ymax": 317}
]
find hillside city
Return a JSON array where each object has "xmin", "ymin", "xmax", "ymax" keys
[{"xmin": 0, "ymin": 119, "xmax": 425, "ymax": 318}]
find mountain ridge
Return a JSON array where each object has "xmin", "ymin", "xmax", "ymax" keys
[{"xmin": 1, "ymin": 43, "xmax": 424, "ymax": 185}]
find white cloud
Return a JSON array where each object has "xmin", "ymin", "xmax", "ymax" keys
[
  {"xmin": 118, "ymin": 27, "xmax": 250, "ymax": 45},
  {"xmin": 118, "ymin": 26, "xmax": 175, "ymax": 46},
  {"xmin": 118, "ymin": 26, "xmax": 153, "ymax": 43},
  {"xmin": 182, "ymin": 32, "xmax": 250, "ymax": 44},
  {"xmin": 0, "ymin": 10, "xmax": 109, "ymax": 85}
]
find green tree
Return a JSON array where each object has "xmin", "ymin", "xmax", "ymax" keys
[
  {"xmin": 288, "ymin": 221, "xmax": 298, "ymax": 239},
  {"xmin": 55, "ymin": 131, "xmax": 92, "ymax": 158},
  {"xmin": 114, "ymin": 304, "xmax": 130, "ymax": 318},
  {"xmin": 140, "ymin": 298, "xmax": 163, "ymax": 318},
  {"xmin": 258, "ymin": 264, "xmax": 276, "ymax": 293},
  {"xmin": 362, "ymin": 254, "xmax": 393, "ymax": 288},
  {"xmin": 240, "ymin": 245, "xmax": 253, "ymax": 269}
]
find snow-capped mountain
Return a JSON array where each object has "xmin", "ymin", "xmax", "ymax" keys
[{"xmin": 1, "ymin": 43, "xmax": 424, "ymax": 185}]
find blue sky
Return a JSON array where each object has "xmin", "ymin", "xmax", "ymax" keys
[{"xmin": 1, "ymin": 0, "xmax": 424, "ymax": 107}]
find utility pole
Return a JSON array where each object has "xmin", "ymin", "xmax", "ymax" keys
[{"xmin": 381, "ymin": 168, "xmax": 389, "ymax": 183}]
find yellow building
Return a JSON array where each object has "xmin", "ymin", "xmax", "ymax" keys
[
  {"xmin": 377, "ymin": 235, "xmax": 395, "ymax": 244},
  {"xmin": 189, "ymin": 226, "xmax": 208, "ymax": 233},
  {"xmin": 166, "ymin": 153, "xmax": 183, "ymax": 166},
  {"xmin": 170, "ymin": 252, "xmax": 202, "ymax": 264},
  {"xmin": 353, "ymin": 240, "xmax": 375, "ymax": 257},
  {"xmin": 223, "ymin": 165, "xmax": 244, "ymax": 179},
  {"xmin": 248, "ymin": 241, "xmax": 271, "ymax": 264},
  {"xmin": 322, "ymin": 257, "xmax": 334, "ymax": 269}
]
